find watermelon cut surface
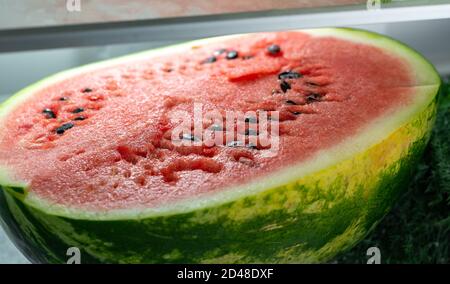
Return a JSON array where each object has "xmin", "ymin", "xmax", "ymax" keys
[{"xmin": 0, "ymin": 28, "xmax": 441, "ymax": 263}]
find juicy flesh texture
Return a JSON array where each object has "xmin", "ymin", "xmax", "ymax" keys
[{"xmin": 0, "ymin": 32, "xmax": 415, "ymax": 210}]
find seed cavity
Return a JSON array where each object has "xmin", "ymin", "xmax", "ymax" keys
[
  {"xmin": 42, "ymin": 108, "xmax": 56, "ymax": 119},
  {"xmin": 87, "ymin": 94, "xmax": 102, "ymax": 101},
  {"xmin": 82, "ymin": 88, "xmax": 93, "ymax": 93},
  {"xmin": 226, "ymin": 50, "xmax": 238, "ymax": 60},
  {"xmin": 280, "ymin": 81, "xmax": 291, "ymax": 93},
  {"xmin": 72, "ymin": 107, "xmax": 84, "ymax": 114},
  {"xmin": 238, "ymin": 156, "xmax": 255, "ymax": 166},
  {"xmin": 285, "ymin": 100, "xmax": 297, "ymax": 105},
  {"xmin": 306, "ymin": 81, "xmax": 319, "ymax": 87},
  {"xmin": 306, "ymin": 93, "xmax": 321, "ymax": 103},
  {"xmin": 278, "ymin": 71, "xmax": 301, "ymax": 80},
  {"xmin": 267, "ymin": 44, "xmax": 281, "ymax": 55},
  {"xmin": 55, "ymin": 123, "xmax": 74, "ymax": 135}
]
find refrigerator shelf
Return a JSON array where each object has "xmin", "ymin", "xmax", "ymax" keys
[{"xmin": 1, "ymin": 0, "xmax": 450, "ymax": 52}]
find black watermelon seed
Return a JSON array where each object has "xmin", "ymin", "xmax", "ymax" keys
[
  {"xmin": 59, "ymin": 97, "xmax": 69, "ymax": 101},
  {"xmin": 245, "ymin": 129, "xmax": 258, "ymax": 136},
  {"xmin": 307, "ymin": 93, "xmax": 321, "ymax": 103},
  {"xmin": 292, "ymin": 111, "xmax": 302, "ymax": 115},
  {"xmin": 285, "ymin": 100, "xmax": 297, "ymax": 105},
  {"xmin": 227, "ymin": 140, "xmax": 244, "ymax": 147},
  {"xmin": 72, "ymin": 107, "xmax": 84, "ymax": 114},
  {"xmin": 202, "ymin": 56, "xmax": 217, "ymax": 64},
  {"xmin": 227, "ymin": 141, "xmax": 258, "ymax": 149},
  {"xmin": 280, "ymin": 81, "xmax": 291, "ymax": 93},
  {"xmin": 267, "ymin": 44, "xmax": 281, "ymax": 55},
  {"xmin": 82, "ymin": 88, "xmax": 93, "ymax": 93},
  {"xmin": 55, "ymin": 123, "xmax": 74, "ymax": 135},
  {"xmin": 278, "ymin": 71, "xmax": 302, "ymax": 80},
  {"xmin": 247, "ymin": 143, "xmax": 258, "ymax": 150},
  {"xmin": 182, "ymin": 133, "xmax": 199, "ymax": 142},
  {"xmin": 42, "ymin": 108, "xmax": 56, "ymax": 119},
  {"xmin": 213, "ymin": 48, "xmax": 227, "ymax": 56},
  {"xmin": 226, "ymin": 50, "xmax": 239, "ymax": 60},
  {"xmin": 74, "ymin": 116, "xmax": 85, "ymax": 121}
]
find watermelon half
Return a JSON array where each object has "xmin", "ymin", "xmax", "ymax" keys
[{"xmin": 0, "ymin": 28, "xmax": 441, "ymax": 263}]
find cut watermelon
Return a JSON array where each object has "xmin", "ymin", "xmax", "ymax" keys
[{"xmin": 0, "ymin": 28, "xmax": 441, "ymax": 263}]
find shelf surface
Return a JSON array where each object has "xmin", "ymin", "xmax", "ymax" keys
[
  {"xmin": 0, "ymin": 1, "xmax": 450, "ymax": 51},
  {"xmin": 0, "ymin": 0, "xmax": 377, "ymax": 30}
]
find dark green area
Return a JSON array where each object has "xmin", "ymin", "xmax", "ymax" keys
[{"xmin": 336, "ymin": 77, "xmax": 450, "ymax": 264}]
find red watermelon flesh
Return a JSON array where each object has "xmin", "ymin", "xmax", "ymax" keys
[{"xmin": 0, "ymin": 31, "xmax": 415, "ymax": 210}]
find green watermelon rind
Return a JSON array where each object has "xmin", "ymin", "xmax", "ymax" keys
[{"xmin": 0, "ymin": 28, "xmax": 441, "ymax": 263}]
